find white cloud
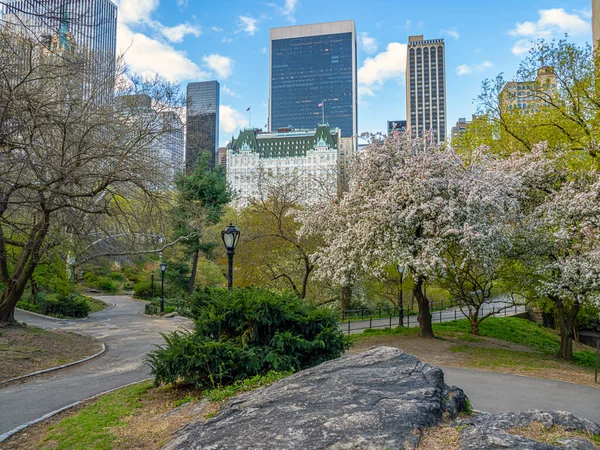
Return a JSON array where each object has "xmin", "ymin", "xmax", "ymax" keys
[
  {"xmin": 441, "ymin": 28, "xmax": 460, "ymax": 40},
  {"xmin": 237, "ymin": 16, "xmax": 258, "ymax": 36},
  {"xmin": 222, "ymin": 37, "xmax": 234, "ymax": 43},
  {"xmin": 115, "ymin": 0, "xmax": 158, "ymax": 24},
  {"xmin": 268, "ymin": 0, "xmax": 298, "ymax": 24},
  {"xmin": 117, "ymin": 23, "xmax": 207, "ymax": 81},
  {"xmin": 203, "ymin": 54, "xmax": 234, "ymax": 79},
  {"xmin": 456, "ymin": 60, "xmax": 493, "ymax": 76},
  {"xmin": 210, "ymin": 26, "xmax": 224, "ymax": 32},
  {"xmin": 176, "ymin": 0, "xmax": 188, "ymax": 6},
  {"xmin": 508, "ymin": 8, "xmax": 590, "ymax": 55},
  {"xmin": 358, "ymin": 32, "xmax": 378, "ymax": 54},
  {"xmin": 358, "ymin": 42, "xmax": 407, "ymax": 97},
  {"xmin": 220, "ymin": 105, "xmax": 249, "ymax": 134},
  {"xmin": 160, "ymin": 23, "xmax": 201, "ymax": 43},
  {"xmin": 261, "ymin": 47, "xmax": 268, "ymax": 54},
  {"xmin": 222, "ymin": 85, "xmax": 238, "ymax": 97}
]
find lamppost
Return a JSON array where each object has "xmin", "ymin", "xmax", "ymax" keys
[
  {"xmin": 397, "ymin": 264, "xmax": 404, "ymax": 326},
  {"xmin": 221, "ymin": 223, "xmax": 240, "ymax": 290},
  {"xmin": 150, "ymin": 271, "xmax": 155, "ymax": 299},
  {"xmin": 159, "ymin": 262, "xmax": 166, "ymax": 314}
]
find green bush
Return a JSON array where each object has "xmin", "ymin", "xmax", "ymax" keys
[
  {"xmin": 147, "ymin": 287, "xmax": 348, "ymax": 388},
  {"xmin": 106, "ymin": 272, "xmax": 126, "ymax": 282},
  {"xmin": 83, "ymin": 272, "xmax": 118, "ymax": 293},
  {"xmin": 133, "ymin": 280, "xmax": 154, "ymax": 299},
  {"xmin": 19, "ymin": 293, "xmax": 91, "ymax": 318}
]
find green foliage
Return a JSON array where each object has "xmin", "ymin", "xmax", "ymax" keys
[
  {"xmin": 133, "ymin": 280, "xmax": 153, "ymax": 299},
  {"xmin": 147, "ymin": 288, "xmax": 348, "ymax": 388},
  {"xmin": 18, "ymin": 293, "xmax": 91, "ymax": 318},
  {"xmin": 106, "ymin": 272, "xmax": 126, "ymax": 282},
  {"xmin": 32, "ymin": 257, "xmax": 73, "ymax": 297},
  {"xmin": 205, "ymin": 370, "xmax": 292, "ymax": 402},
  {"xmin": 122, "ymin": 264, "xmax": 142, "ymax": 283},
  {"xmin": 43, "ymin": 381, "xmax": 152, "ymax": 450},
  {"xmin": 83, "ymin": 272, "xmax": 118, "ymax": 293}
]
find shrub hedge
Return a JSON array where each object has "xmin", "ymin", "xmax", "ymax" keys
[{"xmin": 147, "ymin": 287, "xmax": 348, "ymax": 388}]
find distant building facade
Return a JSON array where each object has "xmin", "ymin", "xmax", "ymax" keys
[
  {"xmin": 186, "ymin": 80, "xmax": 219, "ymax": 173},
  {"xmin": 594, "ymin": 0, "xmax": 600, "ymax": 48},
  {"xmin": 217, "ymin": 147, "xmax": 227, "ymax": 167},
  {"xmin": 0, "ymin": 0, "xmax": 118, "ymax": 101},
  {"xmin": 227, "ymin": 126, "xmax": 340, "ymax": 205},
  {"xmin": 116, "ymin": 94, "xmax": 184, "ymax": 187},
  {"xmin": 269, "ymin": 21, "xmax": 357, "ymax": 140},
  {"xmin": 387, "ymin": 120, "xmax": 407, "ymax": 136},
  {"xmin": 406, "ymin": 35, "xmax": 446, "ymax": 143},
  {"xmin": 451, "ymin": 116, "xmax": 474, "ymax": 145},
  {"xmin": 500, "ymin": 66, "xmax": 558, "ymax": 115}
]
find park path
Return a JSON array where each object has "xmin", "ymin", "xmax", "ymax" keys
[
  {"xmin": 1, "ymin": 296, "xmax": 598, "ymax": 441},
  {"xmin": 443, "ymin": 367, "xmax": 600, "ymax": 423},
  {"xmin": 344, "ymin": 297, "xmax": 526, "ymax": 334},
  {"xmin": 0, "ymin": 295, "xmax": 191, "ymax": 440}
]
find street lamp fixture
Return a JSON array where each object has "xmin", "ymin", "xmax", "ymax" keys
[
  {"xmin": 397, "ymin": 264, "xmax": 404, "ymax": 327},
  {"xmin": 222, "ymin": 223, "xmax": 240, "ymax": 290},
  {"xmin": 159, "ymin": 262, "xmax": 166, "ymax": 314}
]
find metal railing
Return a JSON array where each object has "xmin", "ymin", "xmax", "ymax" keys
[
  {"xmin": 341, "ymin": 304, "xmax": 527, "ymax": 334},
  {"xmin": 341, "ymin": 299, "xmax": 457, "ymax": 321}
]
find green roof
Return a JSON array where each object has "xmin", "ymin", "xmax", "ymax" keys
[{"xmin": 230, "ymin": 126, "xmax": 339, "ymax": 158}]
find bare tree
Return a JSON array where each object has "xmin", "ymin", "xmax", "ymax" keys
[{"xmin": 0, "ymin": 26, "xmax": 182, "ymax": 323}]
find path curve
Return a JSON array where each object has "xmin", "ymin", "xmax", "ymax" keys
[
  {"xmin": 442, "ymin": 366, "xmax": 600, "ymax": 423},
  {"xmin": 0, "ymin": 295, "xmax": 191, "ymax": 438}
]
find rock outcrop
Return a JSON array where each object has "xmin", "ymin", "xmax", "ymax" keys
[
  {"xmin": 163, "ymin": 347, "xmax": 600, "ymax": 449},
  {"xmin": 459, "ymin": 410, "xmax": 600, "ymax": 450},
  {"xmin": 163, "ymin": 346, "xmax": 468, "ymax": 450}
]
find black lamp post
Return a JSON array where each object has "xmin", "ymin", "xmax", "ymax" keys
[
  {"xmin": 221, "ymin": 223, "xmax": 240, "ymax": 290},
  {"xmin": 150, "ymin": 271, "xmax": 155, "ymax": 299},
  {"xmin": 159, "ymin": 262, "xmax": 166, "ymax": 314},
  {"xmin": 397, "ymin": 264, "xmax": 404, "ymax": 327}
]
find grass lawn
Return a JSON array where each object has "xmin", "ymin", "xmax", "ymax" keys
[
  {"xmin": 2, "ymin": 372, "xmax": 291, "ymax": 450},
  {"xmin": 0, "ymin": 325, "xmax": 103, "ymax": 382},
  {"xmin": 87, "ymin": 297, "xmax": 110, "ymax": 314},
  {"xmin": 349, "ymin": 317, "xmax": 599, "ymax": 386}
]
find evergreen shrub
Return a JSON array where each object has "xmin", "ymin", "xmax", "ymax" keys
[{"xmin": 147, "ymin": 287, "xmax": 348, "ymax": 388}]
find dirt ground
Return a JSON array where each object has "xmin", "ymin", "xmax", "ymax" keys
[
  {"xmin": 0, "ymin": 324, "xmax": 102, "ymax": 383},
  {"xmin": 350, "ymin": 333, "xmax": 600, "ymax": 387}
]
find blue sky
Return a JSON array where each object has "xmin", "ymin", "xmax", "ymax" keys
[{"xmin": 114, "ymin": 0, "xmax": 593, "ymax": 146}]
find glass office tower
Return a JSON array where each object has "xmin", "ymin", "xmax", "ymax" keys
[
  {"xmin": 269, "ymin": 21, "xmax": 357, "ymax": 139},
  {"xmin": 185, "ymin": 80, "xmax": 220, "ymax": 173},
  {"xmin": 0, "ymin": 0, "xmax": 118, "ymax": 101}
]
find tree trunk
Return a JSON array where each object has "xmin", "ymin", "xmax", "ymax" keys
[
  {"xmin": 339, "ymin": 284, "xmax": 352, "ymax": 318},
  {"xmin": 554, "ymin": 296, "xmax": 580, "ymax": 361},
  {"xmin": 187, "ymin": 249, "xmax": 200, "ymax": 295},
  {"xmin": 413, "ymin": 276, "xmax": 434, "ymax": 338},
  {"xmin": 0, "ymin": 286, "xmax": 24, "ymax": 324},
  {"xmin": 470, "ymin": 319, "xmax": 480, "ymax": 336}
]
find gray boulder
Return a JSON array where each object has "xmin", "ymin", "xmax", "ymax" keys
[
  {"xmin": 458, "ymin": 410, "xmax": 600, "ymax": 450},
  {"xmin": 163, "ymin": 346, "xmax": 468, "ymax": 450}
]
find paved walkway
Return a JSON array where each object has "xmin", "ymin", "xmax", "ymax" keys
[
  {"xmin": 443, "ymin": 367, "xmax": 600, "ymax": 423},
  {"xmin": 344, "ymin": 298, "xmax": 526, "ymax": 334},
  {"xmin": 0, "ymin": 296, "xmax": 191, "ymax": 438}
]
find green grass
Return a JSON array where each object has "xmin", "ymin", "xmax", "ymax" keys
[
  {"xmin": 42, "ymin": 381, "xmax": 152, "ymax": 450},
  {"xmin": 86, "ymin": 297, "xmax": 109, "ymax": 314},
  {"xmin": 205, "ymin": 371, "xmax": 293, "ymax": 402},
  {"xmin": 350, "ymin": 317, "xmax": 597, "ymax": 370},
  {"xmin": 173, "ymin": 395, "xmax": 198, "ymax": 408}
]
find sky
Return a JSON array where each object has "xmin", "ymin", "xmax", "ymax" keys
[{"xmin": 113, "ymin": 0, "xmax": 593, "ymax": 146}]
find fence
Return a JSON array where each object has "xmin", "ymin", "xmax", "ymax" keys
[
  {"xmin": 341, "ymin": 304, "xmax": 527, "ymax": 334},
  {"xmin": 341, "ymin": 299, "xmax": 457, "ymax": 321}
]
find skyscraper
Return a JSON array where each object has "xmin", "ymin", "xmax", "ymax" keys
[
  {"xmin": 0, "ymin": 0, "xmax": 118, "ymax": 99},
  {"xmin": 405, "ymin": 35, "xmax": 446, "ymax": 143},
  {"xmin": 269, "ymin": 20, "xmax": 357, "ymax": 140},
  {"xmin": 186, "ymin": 80, "xmax": 220, "ymax": 173},
  {"xmin": 593, "ymin": 0, "xmax": 600, "ymax": 48}
]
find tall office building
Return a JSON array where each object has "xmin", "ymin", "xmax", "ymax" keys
[
  {"xmin": 186, "ymin": 80, "xmax": 220, "ymax": 173},
  {"xmin": 269, "ymin": 20, "xmax": 357, "ymax": 140},
  {"xmin": 0, "ymin": 0, "xmax": 118, "ymax": 99},
  {"xmin": 387, "ymin": 120, "xmax": 407, "ymax": 136},
  {"xmin": 405, "ymin": 35, "xmax": 446, "ymax": 143},
  {"xmin": 594, "ymin": 0, "xmax": 600, "ymax": 48}
]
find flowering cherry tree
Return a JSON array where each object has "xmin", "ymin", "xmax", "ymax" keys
[
  {"xmin": 505, "ymin": 145, "xmax": 600, "ymax": 359},
  {"xmin": 299, "ymin": 133, "xmax": 520, "ymax": 338}
]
